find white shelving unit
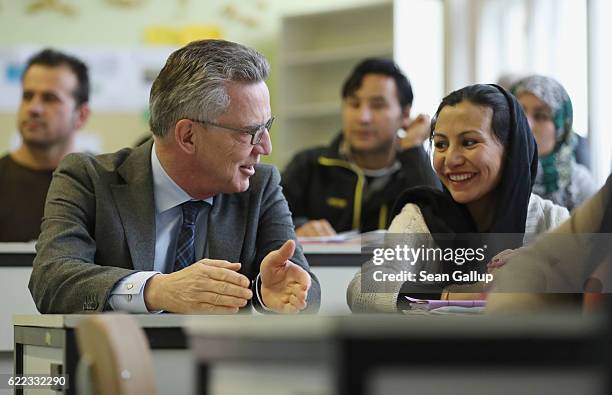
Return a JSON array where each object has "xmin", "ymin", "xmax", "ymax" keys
[
  {"xmin": 278, "ymin": 2, "xmax": 394, "ymax": 167},
  {"xmin": 277, "ymin": 0, "xmax": 444, "ymax": 168}
]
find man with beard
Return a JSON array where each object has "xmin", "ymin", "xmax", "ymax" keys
[
  {"xmin": 0, "ymin": 49, "xmax": 90, "ymax": 241},
  {"xmin": 282, "ymin": 58, "xmax": 439, "ymax": 236}
]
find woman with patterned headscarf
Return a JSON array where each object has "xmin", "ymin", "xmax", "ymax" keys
[{"xmin": 513, "ymin": 75, "xmax": 597, "ymax": 210}]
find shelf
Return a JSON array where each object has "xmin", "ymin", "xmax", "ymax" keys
[
  {"xmin": 283, "ymin": 102, "xmax": 341, "ymax": 119},
  {"xmin": 283, "ymin": 43, "xmax": 393, "ymax": 66},
  {"xmin": 282, "ymin": 1, "xmax": 393, "ymax": 22},
  {"xmin": 278, "ymin": 1, "xmax": 395, "ymax": 168}
]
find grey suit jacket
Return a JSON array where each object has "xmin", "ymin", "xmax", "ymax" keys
[{"xmin": 29, "ymin": 141, "xmax": 320, "ymax": 313}]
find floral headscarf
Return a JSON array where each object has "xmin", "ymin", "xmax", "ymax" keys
[{"xmin": 512, "ymin": 75, "xmax": 577, "ymax": 207}]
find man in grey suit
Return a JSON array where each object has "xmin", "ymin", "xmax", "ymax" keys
[{"xmin": 29, "ymin": 39, "xmax": 320, "ymax": 314}]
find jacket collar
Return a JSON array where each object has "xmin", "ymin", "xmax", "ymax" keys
[{"xmin": 111, "ymin": 139, "xmax": 156, "ymax": 271}]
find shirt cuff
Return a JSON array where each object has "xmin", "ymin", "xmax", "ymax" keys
[
  {"xmin": 255, "ymin": 273, "xmax": 273, "ymax": 312},
  {"xmin": 108, "ymin": 271, "xmax": 162, "ymax": 313}
]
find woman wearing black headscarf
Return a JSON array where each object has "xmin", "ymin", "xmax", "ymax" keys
[{"xmin": 347, "ymin": 84, "xmax": 569, "ymax": 313}]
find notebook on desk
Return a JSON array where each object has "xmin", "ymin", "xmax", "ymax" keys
[
  {"xmin": 298, "ymin": 230, "xmax": 386, "ymax": 254},
  {"xmin": 402, "ymin": 296, "xmax": 486, "ymax": 315},
  {"xmin": 298, "ymin": 230, "xmax": 360, "ymax": 244}
]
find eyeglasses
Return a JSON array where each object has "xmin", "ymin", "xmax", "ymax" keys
[{"xmin": 189, "ymin": 116, "xmax": 275, "ymax": 145}]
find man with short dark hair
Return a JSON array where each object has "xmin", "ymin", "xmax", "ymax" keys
[
  {"xmin": 282, "ymin": 58, "xmax": 439, "ymax": 236},
  {"xmin": 0, "ymin": 48, "xmax": 90, "ymax": 241},
  {"xmin": 29, "ymin": 39, "xmax": 320, "ymax": 315}
]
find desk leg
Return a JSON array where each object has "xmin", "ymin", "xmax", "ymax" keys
[
  {"xmin": 65, "ymin": 330, "xmax": 79, "ymax": 395},
  {"xmin": 337, "ymin": 340, "xmax": 364, "ymax": 395},
  {"xmin": 198, "ymin": 363, "xmax": 210, "ymax": 395},
  {"xmin": 14, "ymin": 343, "xmax": 24, "ymax": 395}
]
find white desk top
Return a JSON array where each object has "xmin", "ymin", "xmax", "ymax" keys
[
  {"xmin": 0, "ymin": 241, "xmax": 369, "ymax": 255},
  {"xmin": 184, "ymin": 312, "xmax": 602, "ymax": 340},
  {"xmin": 301, "ymin": 242, "xmax": 361, "ymax": 254},
  {"xmin": 15, "ymin": 312, "xmax": 600, "ymax": 337},
  {"xmin": 13, "ymin": 314, "xmax": 189, "ymax": 329},
  {"xmin": 0, "ymin": 242, "xmax": 36, "ymax": 254},
  {"xmin": 0, "ymin": 241, "xmax": 361, "ymax": 255}
]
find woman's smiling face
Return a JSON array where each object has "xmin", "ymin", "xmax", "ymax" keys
[{"xmin": 432, "ymin": 100, "xmax": 505, "ymax": 207}]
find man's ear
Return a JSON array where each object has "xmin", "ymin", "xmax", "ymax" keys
[
  {"xmin": 74, "ymin": 103, "xmax": 91, "ymax": 130},
  {"xmin": 400, "ymin": 105, "xmax": 412, "ymax": 129},
  {"xmin": 174, "ymin": 119, "xmax": 197, "ymax": 154}
]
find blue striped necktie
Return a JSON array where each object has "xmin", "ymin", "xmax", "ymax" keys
[{"xmin": 173, "ymin": 200, "xmax": 209, "ymax": 272}]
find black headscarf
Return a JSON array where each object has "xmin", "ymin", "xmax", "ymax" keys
[{"xmin": 391, "ymin": 84, "xmax": 538, "ymax": 272}]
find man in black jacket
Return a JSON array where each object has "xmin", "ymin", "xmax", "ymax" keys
[{"xmin": 282, "ymin": 58, "xmax": 440, "ymax": 236}]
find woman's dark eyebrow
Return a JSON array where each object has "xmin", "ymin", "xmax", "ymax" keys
[
  {"xmin": 459, "ymin": 129, "xmax": 484, "ymax": 136},
  {"xmin": 533, "ymin": 105, "xmax": 551, "ymax": 113},
  {"xmin": 433, "ymin": 130, "xmax": 483, "ymax": 138}
]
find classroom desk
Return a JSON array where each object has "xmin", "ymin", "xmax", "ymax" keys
[
  {"xmin": 186, "ymin": 313, "xmax": 610, "ymax": 395},
  {"xmin": 14, "ymin": 313, "xmax": 609, "ymax": 395},
  {"xmin": 13, "ymin": 314, "xmax": 192, "ymax": 395},
  {"xmin": 300, "ymin": 230, "xmax": 381, "ymax": 267},
  {"xmin": 302, "ymin": 241, "xmax": 364, "ymax": 266},
  {"xmin": 302, "ymin": 242, "xmax": 369, "ymax": 314},
  {"xmin": 0, "ymin": 241, "xmax": 365, "ymax": 321},
  {"xmin": 0, "ymin": 243, "xmax": 38, "ymax": 353}
]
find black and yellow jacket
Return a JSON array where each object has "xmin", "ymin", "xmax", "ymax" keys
[{"xmin": 281, "ymin": 133, "xmax": 441, "ymax": 233}]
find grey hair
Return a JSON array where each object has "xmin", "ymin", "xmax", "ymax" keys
[{"xmin": 149, "ymin": 39, "xmax": 270, "ymax": 137}]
